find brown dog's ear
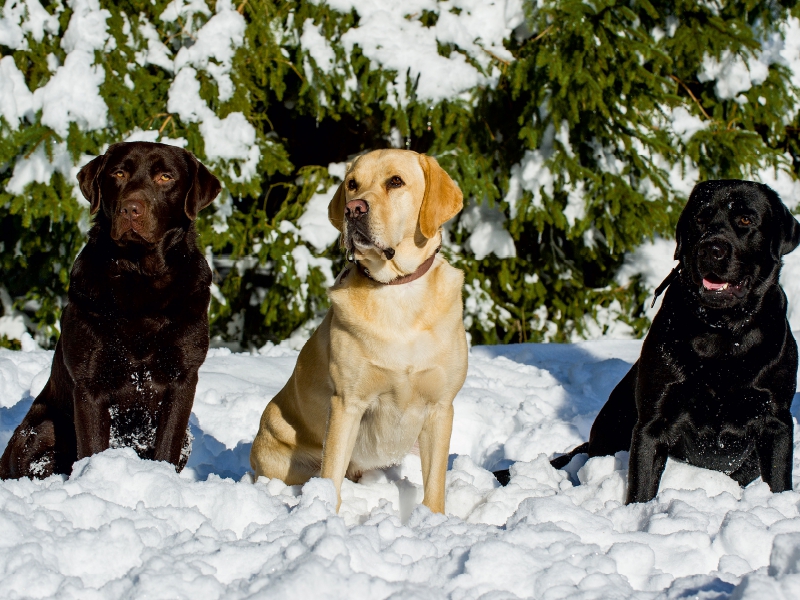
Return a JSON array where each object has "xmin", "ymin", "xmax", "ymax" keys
[
  {"xmin": 328, "ymin": 182, "xmax": 347, "ymax": 232},
  {"xmin": 418, "ymin": 154, "xmax": 464, "ymax": 239},
  {"xmin": 185, "ymin": 153, "xmax": 221, "ymax": 220},
  {"xmin": 77, "ymin": 154, "xmax": 106, "ymax": 215}
]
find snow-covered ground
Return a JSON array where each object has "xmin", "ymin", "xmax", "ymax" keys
[{"xmin": 3, "ymin": 339, "xmax": 800, "ymax": 598}]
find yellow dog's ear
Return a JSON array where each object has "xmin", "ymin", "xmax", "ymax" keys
[
  {"xmin": 418, "ymin": 154, "xmax": 463, "ymax": 239},
  {"xmin": 328, "ymin": 182, "xmax": 347, "ymax": 232}
]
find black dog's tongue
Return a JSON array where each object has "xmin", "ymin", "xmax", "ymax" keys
[
  {"xmin": 702, "ymin": 279, "xmax": 729, "ymax": 291},
  {"xmin": 702, "ymin": 278, "xmax": 747, "ymax": 298}
]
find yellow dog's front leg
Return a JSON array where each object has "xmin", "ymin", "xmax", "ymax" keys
[
  {"xmin": 320, "ymin": 395, "xmax": 365, "ymax": 512},
  {"xmin": 418, "ymin": 403, "xmax": 454, "ymax": 514}
]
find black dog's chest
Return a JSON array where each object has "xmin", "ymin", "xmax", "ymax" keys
[{"xmin": 667, "ymin": 375, "xmax": 767, "ymax": 473}]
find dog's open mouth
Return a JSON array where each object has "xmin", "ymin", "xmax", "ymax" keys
[{"xmin": 701, "ymin": 276, "xmax": 748, "ymax": 299}]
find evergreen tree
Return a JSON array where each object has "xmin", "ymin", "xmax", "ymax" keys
[{"xmin": 1, "ymin": 0, "xmax": 798, "ymax": 350}]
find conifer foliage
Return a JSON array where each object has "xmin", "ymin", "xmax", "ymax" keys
[{"xmin": 1, "ymin": 0, "xmax": 799, "ymax": 349}]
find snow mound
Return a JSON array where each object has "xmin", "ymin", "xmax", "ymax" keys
[{"xmin": 1, "ymin": 340, "xmax": 800, "ymax": 598}]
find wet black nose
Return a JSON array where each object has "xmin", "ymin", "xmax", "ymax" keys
[
  {"xmin": 698, "ymin": 239, "xmax": 730, "ymax": 262},
  {"xmin": 120, "ymin": 199, "xmax": 145, "ymax": 220},
  {"xmin": 345, "ymin": 199, "xmax": 369, "ymax": 220}
]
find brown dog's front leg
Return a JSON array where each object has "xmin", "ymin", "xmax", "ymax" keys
[
  {"xmin": 153, "ymin": 372, "xmax": 199, "ymax": 469},
  {"xmin": 73, "ymin": 384, "xmax": 112, "ymax": 460},
  {"xmin": 320, "ymin": 395, "xmax": 366, "ymax": 511},
  {"xmin": 418, "ymin": 403, "xmax": 454, "ymax": 513}
]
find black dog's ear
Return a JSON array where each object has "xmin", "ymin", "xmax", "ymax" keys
[
  {"xmin": 675, "ymin": 180, "xmax": 721, "ymax": 262},
  {"xmin": 778, "ymin": 203, "xmax": 800, "ymax": 256},
  {"xmin": 184, "ymin": 153, "xmax": 221, "ymax": 220},
  {"xmin": 77, "ymin": 154, "xmax": 106, "ymax": 215},
  {"xmin": 674, "ymin": 207, "xmax": 690, "ymax": 261}
]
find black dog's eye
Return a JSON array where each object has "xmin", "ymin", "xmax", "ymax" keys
[
  {"xmin": 738, "ymin": 216, "xmax": 752, "ymax": 226},
  {"xmin": 347, "ymin": 179, "xmax": 357, "ymax": 191},
  {"xmin": 387, "ymin": 175, "xmax": 404, "ymax": 189}
]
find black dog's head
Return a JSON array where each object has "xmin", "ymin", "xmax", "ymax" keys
[
  {"xmin": 77, "ymin": 142, "xmax": 221, "ymax": 247},
  {"xmin": 675, "ymin": 180, "xmax": 800, "ymax": 309}
]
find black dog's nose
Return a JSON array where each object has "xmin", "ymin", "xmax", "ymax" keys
[
  {"xmin": 120, "ymin": 199, "xmax": 145, "ymax": 220},
  {"xmin": 345, "ymin": 199, "xmax": 369, "ymax": 220},
  {"xmin": 699, "ymin": 239, "xmax": 729, "ymax": 261}
]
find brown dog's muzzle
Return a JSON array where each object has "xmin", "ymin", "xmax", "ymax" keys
[
  {"xmin": 112, "ymin": 195, "xmax": 152, "ymax": 242},
  {"xmin": 121, "ymin": 199, "xmax": 146, "ymax": 221}
]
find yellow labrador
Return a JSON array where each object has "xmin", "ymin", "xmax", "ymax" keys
[{"xmin": 250, "ymin": 149, "xmax": 468, "ymax": 513}]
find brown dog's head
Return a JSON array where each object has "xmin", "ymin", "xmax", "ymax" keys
[
  {"xmin": 77, "ymin": 142, "xmax": 221, "ymax": 247},
  {"xmin": 675, "ymin": 179, "xmax": 800, "ymax": 309},
  {"xmin": 327, "ymin": 150, "xmax": 463, "ymax": 280}
]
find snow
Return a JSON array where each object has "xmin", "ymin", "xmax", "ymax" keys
[
  {"xmin": 163, "ymin": 1, "xmax": 261, "ymax": 183},
  {"xmin": 297, "ymin": 184, "xmax": 342, "ymax": 253},
  {"xmin": 300, "ymin": 19, "xmax": 336, "ymax": 77},
  {"xmin": 697, "ymin": 49, "xmax": 769, "ymax": 101},
  {"xmin": 460, "ymin": 200, "xmax": 516, "ymax": 260},
  {"xmin": 307, "ymin": 0, "xmax": 524, "ymax": 105},
  {"xmin": 172, "ymin": 1, "xmax": 245, "ymax": 104},
  {"xmin": 3, "ymin": 339, "xmax": 800, "ymax": 597},
  {"xmin": 616, "ymin": 237, "xmax": 678, "ymax": 318},
  {"xmin": 0, "ymin": 0, "xmax": 60, "ymax": 50},
  {"xmin": 670, "ymin": 106, "xmax": 708, "ymax": 143},
  {"xmin": 5, "ymin": 142, "xmax": 70, "ymax": 195},
  {"xmin": 0, "ymin": 55, "xmax": 34, "ymax": 129},
  {"xmin": 32, "ymin": 0, "xmax": 110, "ymax": 137},
  {"xmin": 504, "ymin": 123, "xmax": 557, "ymax": 218}
]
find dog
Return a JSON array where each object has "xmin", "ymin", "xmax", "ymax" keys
[
  {"xmin": 513, "ymin": 180, "xmax": 800, "ymax": 503},
  {"xmin": 0, "ymin": 141, "xmax": 220, "ymax": 479},
  {"xmin": 250, "ymin": 149, "xmax": 468, "ymax": 513}
]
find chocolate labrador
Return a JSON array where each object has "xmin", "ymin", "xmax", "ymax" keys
[
  {"xmin": 498, "ymin": 180, "xmax": 800, "ymax": 503},
  {"xmin": 0, "ymin": 141, "xmax": 220, "ymax": 479}
]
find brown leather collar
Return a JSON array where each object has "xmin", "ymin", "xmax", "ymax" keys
[{"xmin": 355, "ymin": 247, "xmax": 440, "ymax": 285}]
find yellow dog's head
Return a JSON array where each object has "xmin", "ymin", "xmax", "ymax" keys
[{"xmin": 328, "ymin": 150, "xmax": 463, "ymax": 281}]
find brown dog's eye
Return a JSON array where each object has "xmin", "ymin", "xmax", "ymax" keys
[
  {"xmin": 387, "ymin": 175, "xmax": 404, "ymax": 189},
  {"xmin": 112, "ymin": 170, "xmax": 125, "ymax": 179},
  {"xmin": 739, "ymin": 216, "xmax": 752, "ymax": 226},
  {"xmin": 347, "ymin": 179, "xmax": 357, "ymax": 191},
  {"xmin": 158, "ymin": 174, "xmax": 173, "ymax": 182}
]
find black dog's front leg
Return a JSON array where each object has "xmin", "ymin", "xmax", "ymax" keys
[
  {"xmin": 626, "ymin": 423, "xmax": 670, "ymax": 504},
  {"xmin": 756, "ymin": 412, "xmax": 794, "ymax": 493}
]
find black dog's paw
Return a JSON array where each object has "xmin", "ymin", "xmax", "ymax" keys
[
  {"xmin": 550, "ymin": 442, "xmax": 589, "ymax": 470},
  {"xmin": 493, "ymin": 468, "xmax": 511, "ymax": 486},
  {"xmin": 550, "ymin": 454, "xmax": 573, "ymax": 470}
]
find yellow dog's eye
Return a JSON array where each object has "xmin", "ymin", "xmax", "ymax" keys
[
  {"xmin": 347, "ymin": 179, "xmax": 357, "ymax": 191},
  {"xmin": 387, "ymin": 175, "xmax": 403, "ymax": 188}
]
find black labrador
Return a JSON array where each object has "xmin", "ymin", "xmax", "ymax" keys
[
  {"xmin": 0, "ymin": 142, "xmax": 220, "ymax": 478},
  {"xmin": 497, "ymin": 180, "xmax": 800, "ymax": 503}
]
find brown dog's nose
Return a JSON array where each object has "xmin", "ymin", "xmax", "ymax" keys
[
  {"xmin": 345, "ymin": 199, "xmax": 369, "ymax": 220},
  {"xmin": 120, "ymin": 199, "xmax": 145, "ymax": 220}
]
